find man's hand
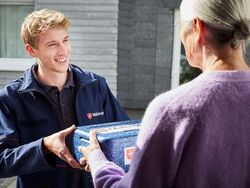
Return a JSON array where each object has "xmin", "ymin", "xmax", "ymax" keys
[
  {"xmin": 43, "ymin": 125, "xmax": 82, "ymax": 169},
  {"xmin": 78, "ymin": 130, "xmax": 101, "ymax": 171}
]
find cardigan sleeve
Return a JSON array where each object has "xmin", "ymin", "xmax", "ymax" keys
[{"xmin": 87, "ymin": 92, "xmax": 197, "ymax": 188}]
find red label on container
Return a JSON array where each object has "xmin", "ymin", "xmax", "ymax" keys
[{"xmin": 124, "ymin": 146, "xmax": 135, "ymax": 165}]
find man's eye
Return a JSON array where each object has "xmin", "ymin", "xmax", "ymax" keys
[{"xmin": 48, "ymin": 44, "xmax": 56, "ymax": 47}]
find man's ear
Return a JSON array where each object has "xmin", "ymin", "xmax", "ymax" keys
[
  {"xmin": 25, "ymin": 44, "xmax": 37, "ymax": 57},
  {"xmin": 192, "ymin": 17, "xmax": 205, "ymax": 44}
]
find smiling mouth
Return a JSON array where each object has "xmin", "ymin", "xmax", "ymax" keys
[{"xmin": 55, "ymin": 57, "xmax": 67, "ymax": 63}]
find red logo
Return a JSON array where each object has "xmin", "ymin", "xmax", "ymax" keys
[{"xmin": 87, "ymin": 113, "xmax": 93, "ymax": 119}]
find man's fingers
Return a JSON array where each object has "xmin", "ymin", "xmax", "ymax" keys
[
  {"xmin": 79, "ymin": 156, "xmax": 87, "ymax": 165},
  {"xmin": 85, "ymin": 163, "xmax": 90, "ymax": 172},
  {"xmin": 63, "ymin": 151, "xmax": 81, "ymax": 169},
  {"xmin": 61, "ymin": 125, "xmax": 76, "ymax": 136},
  {"xmin": 68, "ymin": 158, "xmax": 81, "ymax": 169}
]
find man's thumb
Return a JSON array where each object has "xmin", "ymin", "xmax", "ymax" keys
[{"xmin": 62, "ymin": 124, "xmax": 76, "ymax": 136}]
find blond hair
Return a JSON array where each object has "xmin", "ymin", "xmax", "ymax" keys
[{"xmin": 21, "ymin": 9, "xmax": 69, "ymax": 48}]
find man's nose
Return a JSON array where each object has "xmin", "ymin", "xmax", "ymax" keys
[{"xmin": 57, "ymin": 43, "xmax": 67, "ymax": 55}]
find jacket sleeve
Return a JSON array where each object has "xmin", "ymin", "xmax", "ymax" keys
[
  {"xmin": 98, "ymin": 77, "xmax": 130, "ymax": 122},
  {"xmin": 0, "ymin": 98, "xmax": 51, "ymax": 178}
]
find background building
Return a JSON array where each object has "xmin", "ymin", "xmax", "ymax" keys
[
  {"xmin": 0, "ymin": 0, "xmax": 249, "ymax": 112},
  {"xmin": 0, "ymin": 0, "xmax": 182, "ymax": 112}
]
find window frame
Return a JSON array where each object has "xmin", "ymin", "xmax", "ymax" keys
[
  {"xmin": 171, "ymin": 8, "xmax": 181, "ymax": 89},
  {"xmin": 0, "ymin": 0, "xmax": 35, "ymax": 71}
]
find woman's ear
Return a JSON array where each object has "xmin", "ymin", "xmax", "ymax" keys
[
  {"xmin": 192, "ymin": 17, "xmax": 205, "ymax": 44},
  {"xmin": 189, "ymin": 17, "xmax": 204, "ymax": 68},
  {"xmin": 25, "ymin": 44, "xmax": 37, "ymax": 57}
]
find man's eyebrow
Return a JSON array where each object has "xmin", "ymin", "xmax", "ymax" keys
[
  {"xmin": 45, "ymin": 40, "xmax": 57, "ymax": 46},
  {"xmin": 64, "ymin": 35, "xmax": 69, "ymax": 40},
  {"xmin": 45, "ymin": 35, "xmax": 70, "ymax": 46}
]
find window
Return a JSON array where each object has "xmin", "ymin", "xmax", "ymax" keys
[
  {"xmin": 171, "ymin": 9, "xmax": 181, "ymax": 89},
  {"xmin": 0, "ymin": 1, "xmax": 34, "ymax": 71}
]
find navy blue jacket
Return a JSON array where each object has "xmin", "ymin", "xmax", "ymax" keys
[{"xmin": 0, "ymin": 64, "xmax": 129, "ymax": 188}]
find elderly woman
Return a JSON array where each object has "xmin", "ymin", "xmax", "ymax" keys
[{"xmin": 79, "ymin": 0, "xmax": 250, "ymax": 187}]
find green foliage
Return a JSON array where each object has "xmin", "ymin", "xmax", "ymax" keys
[{"xmin": 179, "ymin": 56, "xmax": 202, "ymax": 84}]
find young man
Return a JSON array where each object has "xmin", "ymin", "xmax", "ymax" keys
[{"xmin": 0, "ymin": 9, "xmax": 129, "ymax": 188}]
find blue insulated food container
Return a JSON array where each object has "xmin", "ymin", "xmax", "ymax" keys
[{"xmin": 73, "ymin": 120, "xmax": 141, "ymax": 172}]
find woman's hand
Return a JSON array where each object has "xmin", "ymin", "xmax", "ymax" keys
[{"xmin": 78, "ymin": 130, "xmax": 101, "ymax": 171}]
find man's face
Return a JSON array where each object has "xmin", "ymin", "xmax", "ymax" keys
[{"xmin": 31, "ymin": 27, "xmax": 71, "ymax": 75}]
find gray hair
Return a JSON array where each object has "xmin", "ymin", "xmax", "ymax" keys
[{"xmin": 180, "ymin": 0, "xmax": 250, "ymax": 48}]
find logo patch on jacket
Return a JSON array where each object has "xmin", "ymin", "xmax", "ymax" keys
[{"xmin": 87, "ymin": 112, "xmax": 104, "ymax": 120}]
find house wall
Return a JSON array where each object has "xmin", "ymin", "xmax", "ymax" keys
[
  {"xmin": 5, "ymin": 0, "xmax": 249, "ymax": 111},
  {"xmin": 117, "ymin": 0, "xmax": 181, "ymax": 109},
  {"xmin": 0, "ymin": 0, "xmax": 181, "ymax": 110}
]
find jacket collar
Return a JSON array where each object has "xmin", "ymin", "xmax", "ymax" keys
[
  {"xmin": 18, "ymin": 63, "xmax": 97, "ymax": 93},
  {"xmin": 70, "ymin": 64, "xmax": 98, "ymax": 86}
]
